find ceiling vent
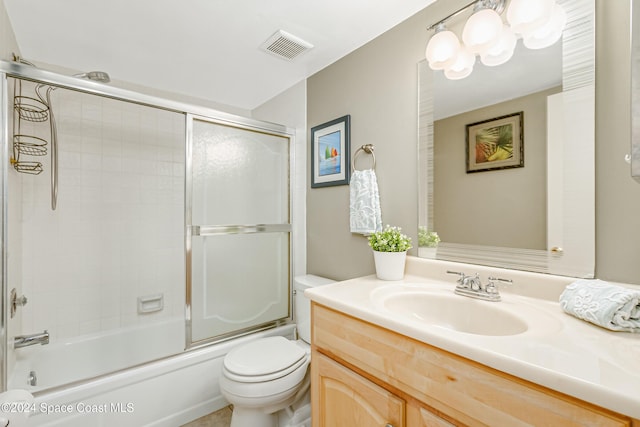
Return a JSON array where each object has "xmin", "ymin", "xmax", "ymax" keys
[{"xmin": 260, "ymin": 30, "xmax": 313, "ymax": 61}]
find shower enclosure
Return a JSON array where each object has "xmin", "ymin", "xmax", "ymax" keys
[{"xmin": 0, "ymin": 61, "xmax": 294, "ymax": 394}]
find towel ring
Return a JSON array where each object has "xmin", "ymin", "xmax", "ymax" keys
[{"xmin": 352, "ymin": 144, "xmax": 376, "ymax": 172}]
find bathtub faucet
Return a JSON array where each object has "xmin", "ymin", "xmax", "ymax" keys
[{"xmin": 14, "ymin": 330, "xmax": 49, "ymax": 349}]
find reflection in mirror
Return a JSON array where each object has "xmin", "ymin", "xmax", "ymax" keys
[
  {"xmin": 632, "ymin": 0, "xmax": 640, "ymax": 181},
  {"xmin": 418, "ymin": 0, "xmax": 595, "ymax": 277}
]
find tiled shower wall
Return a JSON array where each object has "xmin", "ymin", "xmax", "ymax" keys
[{"xmin": 15, "ymin": 82, "xmax": 186, "ymax": 342}]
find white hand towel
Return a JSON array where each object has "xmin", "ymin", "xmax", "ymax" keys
[
  {"xmin": 350, "ymin": 169, "xmax": 382, "ymax": 235},
  {"xmin": 559, "ymin": 279, "xmax": 640, "ymax": 332}
]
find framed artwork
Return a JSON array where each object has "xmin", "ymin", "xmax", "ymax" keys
[
  {"xmin": 311, "ymin": 115, "xmax": 350, "ymax": 187},
  {"xmin": 466, "ymin": 112, "xmax": 524, "ymax": 173}
]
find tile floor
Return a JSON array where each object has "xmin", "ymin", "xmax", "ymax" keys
[{"xmin": 181, "ymin": 405, "xmax": 232, "ymax": 427}]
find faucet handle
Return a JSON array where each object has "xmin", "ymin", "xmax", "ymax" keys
[
  {"xmin": 486, "ymin": 277, "xmax": 512, "ymax": 293},
  {"xmin": 488, "ymin": 277, "xmax": 513, "ymax": 284},
  {"xmin": 446, "ymin": 270, "xmax": 467, "ymax": 285}
]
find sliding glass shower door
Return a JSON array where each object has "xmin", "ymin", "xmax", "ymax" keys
[
  {"xmin": 0, "ymin": 62, "xmax": 295, "ymax": 392},
  {"xmin": 188, "ymin": 117, "xmax": 292, "ymax": 345}
]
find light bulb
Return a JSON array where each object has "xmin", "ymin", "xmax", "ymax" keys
[
  {"xmin": 523, "ymin": 3, "xmax": 567, "ymax": 49},
  {"xmin": 462, "ymin": 7, "xmax": 504, "ymax": 55},
  {"xmin": 507, "ymin": 0, "xmax": 554, "ymax": 36},
  {"xmin": 480, "ymin": 25, "xmax": 517, "ymax": 66},
  {"xmin": 444, "ymin": 48, "xmax": 475, "ymax": 80},
  {"xmin": 426, "ymin": 26, "xmax": 460, "ymax": 70}
]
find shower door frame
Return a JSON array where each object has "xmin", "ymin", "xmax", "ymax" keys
[
  {"xmin": 185, "ymin": 113, "xmax": 295, "ymax": 349},
  {"xmin": 0, "ymin": 60, "xmax": 296, "ymax": 390}
]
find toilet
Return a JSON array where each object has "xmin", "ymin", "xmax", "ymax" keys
[{"xmin": 220, "ymin": 274, "xmax": 335, "ymax": 427}]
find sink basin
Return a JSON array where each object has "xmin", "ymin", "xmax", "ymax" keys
[{"xmin": 376, "ymin": 289, "xmax": 529, "ymax": 336}]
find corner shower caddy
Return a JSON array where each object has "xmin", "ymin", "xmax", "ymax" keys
[{"xmin": 10, "ymin": 56, "xmax": 58, "ymax": 209}]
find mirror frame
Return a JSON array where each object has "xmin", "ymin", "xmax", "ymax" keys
[{"xmin": 418, "ymin": 0, "xmax": 595, "ymax": 277}]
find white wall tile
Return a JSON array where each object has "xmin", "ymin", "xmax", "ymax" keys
[{"xmin": 16, "ymin": 87, "xmax": 186, "ymax": 343}]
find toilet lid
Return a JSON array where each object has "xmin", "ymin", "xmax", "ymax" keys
[{"xmin": 224, "ymin": 336, "xmax": 307, "ymax": 380}]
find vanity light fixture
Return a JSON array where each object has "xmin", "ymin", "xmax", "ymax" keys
[
  {"xmin": 444, "ymin": 47, "xmax": 475, "ymax": 80},
  {"xmin": 425, "ymin": 23, "xmax": 460, "ymax": 70},
  {"xmin": 461, "ymin": 1, "xmax": 505, "ymax": 55},
  {"xmin": 522, "ymin": 3, "xmax": 568, "ymax": 50},
  {"xmin": 480, "ymin": 24, "xmax": 517, "ymax": 66},
  {"xmin": 425, "ymin": 0, "xmax": 566, "ymax": 79},
  {"xmin": 507, "ymin": 0, "xmax": 555, "ymax": 36}
]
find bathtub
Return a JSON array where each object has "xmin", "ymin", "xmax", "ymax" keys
[
  {"xmin": 8, "ymin": 319, "xmax": 295, "ymax": 426},
  {"xmin": 10, "ymin": 318, "xmax": 186, "ymax": 393}
]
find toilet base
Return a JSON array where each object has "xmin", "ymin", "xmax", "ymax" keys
[
  {"xmin": 226, "ymin": 385, "xmax": 299, "ymax": 427},
  {"xmin": 229, "ymin": 399, "xmax": 311, "ymax": 427},
  {"xmin": 226, "ymin": 375, "xmax": 311, "ymax": 427},
  {"xmin": 230, "ymin": 408, "xmax": 277, "ymax": 427}
]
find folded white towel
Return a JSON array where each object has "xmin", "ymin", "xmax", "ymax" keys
[
  {"xmin": 559, "ymin": 279, "xmax": 640, "ymax": 332},
  {"xmin": 349, "ymin": 169, "xmax": 382, "ymax": 235}
]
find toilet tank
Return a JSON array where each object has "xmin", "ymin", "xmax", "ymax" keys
[{"xmin": 294, "ymin": 274, "xmax": 335, "ymax": 343}]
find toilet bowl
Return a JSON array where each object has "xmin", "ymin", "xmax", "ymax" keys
[{"xmin": 220, "ymin": 274, "xmax": 335, "ymax": 427}]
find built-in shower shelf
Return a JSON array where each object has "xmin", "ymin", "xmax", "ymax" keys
[{"xmin": 138, "ymin": 294, "xmax": 164, "ymax": 314}]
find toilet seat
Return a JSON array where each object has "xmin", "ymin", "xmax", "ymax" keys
[{"xmin": 223, "ymin": 336, "xmax": 308, "ymax": 383}]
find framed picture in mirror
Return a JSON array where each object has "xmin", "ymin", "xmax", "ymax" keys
[
  {"xmin": 466, "ymin": 111, "xmax": 524, "ymax": 173},
  {"xmin": 311, "ymin": 115, "xmax": 351, "ymax": 187}
]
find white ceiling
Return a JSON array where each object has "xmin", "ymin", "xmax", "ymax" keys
[
  {"xmin": 4, "ymin": 0, "xmax": 437, "ymax": 111},
  {"xmin": 434, "ymin": 41, "xmax": 562, "ymax": 120}
]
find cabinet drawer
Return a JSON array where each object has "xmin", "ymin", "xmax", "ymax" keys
[{"xmin": 312, "ymin": 303, "xmax": 632, "ymax": 427}]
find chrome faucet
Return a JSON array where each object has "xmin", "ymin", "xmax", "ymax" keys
[
  {"xmin": 447, "ymin": 271, "xmax": 512, "ymax": 302},
  {"xmin": 14, "ymin": 330, "xmax": 49, "ymax": 349},
  {"xmin": 466, "ymin": 273, "xmax": 483, "ymax": 291}
]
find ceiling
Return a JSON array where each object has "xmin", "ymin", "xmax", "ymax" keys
[
  {"xmin": 433, "ymin": 41, "xmax": 562, "ymax": 120},
  {"xmin": 4, "ymin": 0, "xmax": 437, "ymax": 111}
]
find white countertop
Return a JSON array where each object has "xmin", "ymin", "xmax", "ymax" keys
[{"xmin": 305, "ymin": 257, "xmax": 640, "ymax": 419}]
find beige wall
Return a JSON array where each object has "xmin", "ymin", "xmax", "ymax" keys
[
  {"xmin": 306, "ymin": 0, "xmax": 467, "ymax": 281},
  {"xmin": 306, "ymin": 5, "xmax": 431, "ymax": 280},
  {"xmin": 434, "ymin": 87, "xmax": 560, "ymax": 250},
  {"xmin": 307, "ymin": 0, "xmax": 640, "ymax": 283}
]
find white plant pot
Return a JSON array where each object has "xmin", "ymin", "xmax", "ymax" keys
[{"xmin": 373, "ymin": 250, "xmax": 407, "ymax": 281}]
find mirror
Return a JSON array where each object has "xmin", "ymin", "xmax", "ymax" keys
[
  {"xmin": 418, "ymin": 0, "xmax": 595, "ymax": 277},
  {"xmin": 632, "ymin": 0, "xmax": 640, "ymax": 181}
]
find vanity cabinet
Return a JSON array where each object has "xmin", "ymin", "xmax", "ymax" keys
[{"xmin": 310, "ymin": 303, "xmax": 636, "ymax": 427}]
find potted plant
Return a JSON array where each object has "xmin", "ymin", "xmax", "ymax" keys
[
  {"xmin": 368, "ymin": 225, "xmax": 413, "ymax": 280},
  {"xmin": 418, "ymin": 226, "xmax": 440, "ymax": 259}
]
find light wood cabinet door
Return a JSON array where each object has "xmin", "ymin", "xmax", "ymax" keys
[
  {"xmin": 311, "ymin": 351, "xmax": 405, "ymax": 427},
  {"xmin": 407, "ymin": 404, "xmax": 456, "ymax": 427}
]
